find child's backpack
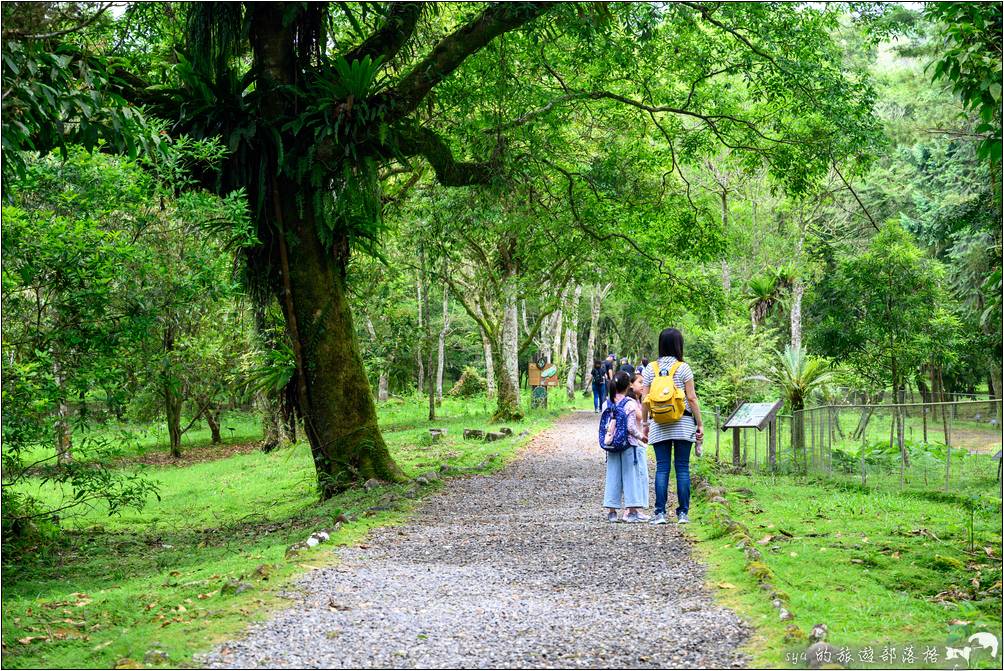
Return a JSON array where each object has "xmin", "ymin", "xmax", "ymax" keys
[
  {"xmin": 598, "ymin": 397, "xmax": 631, "ymax": 453},
  {"xmin": 648, "ymin": 360, "xmax": 686, "ymax": 424}
]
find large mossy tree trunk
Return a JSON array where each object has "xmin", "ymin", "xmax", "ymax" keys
[
  {"xmin": 493, "ymin": 283, "xmax": 523, "ymax": 422},
  {"xmin": 275, "ymin": 195, "xmax": 405, "ymax": 498}
]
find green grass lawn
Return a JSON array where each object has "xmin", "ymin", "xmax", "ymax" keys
[
  {"xmin": 2, "ymin": 391, "xmax": 590, "ymax": 669},
  {"xmin": 688, "ymin": 462, "xmax": 1003, "ymax": 669}
]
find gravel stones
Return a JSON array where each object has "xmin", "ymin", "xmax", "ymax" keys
[{"xmin": 202, "ymin": 412, "xmax": 749, "ymax": 669}]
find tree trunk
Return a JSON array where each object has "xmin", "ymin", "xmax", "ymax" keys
[
  {"xmin": 493, "ymin": 282, "xmax": 523, "ymax": 421},
  {"xmin": 553, "ymin": 288, "xmax": 569, "ymax": 366},
  {"xmin": 481, "ymin": 325, "xmax": 496, "ymax": 398},
  {"xmin": 435, "ymin": 277, "xmax": 450, "ymax": 405},
  {"xmin": 206, "ymin": 406, "xmax": 222, "ymax": 444},
  {"xmin": 165, "ymin": 386, "xmax": 183, "ymax": 458},
  {"xmin": 989, "ymin": 366, "xmax": 1002, "ymax": 421},
  {"xmin": 583, "ymin": 283, "xmax": 611, "ymax": 390},
  {"xmin": 415, "ymin": 276, "xmax": 425, "ymax": 393},
  {"xmin": 720, "ymin": 190, "xmax": 731, "ymax": 293},
  {"xmin": 790, "ymin": 280, "xmax": 804, "ymax": 350},
  {"xmin": 53, "ymin": 358, "xmax": 73, "ymax": 464},
  {"xmin": 259, "ymin": 391, "xmax": 292, "ymax": 452},
  {"xmin": 162, "ymin": 323, "xmax": 183, "ymax": 458},
  {"xmin": 791, "ymin": 406, "xmax": 805, "ymax": 472},
  {"xmin": 565, "ymin": 285, "xmax": 582, "ymax": 400},
  {"xmin": 852, "ymin": 390, "xmax": 883, "ymax": 440},
  {"xmin": 417, "ymin": 246, "xmax": 435, "ymax": 421},
  {"xmin": 275, "ymin": 198, "xmax": 405, "ymax": 497}
]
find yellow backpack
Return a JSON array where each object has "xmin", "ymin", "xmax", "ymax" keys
[{"xmin": 648, "ymin": 360, "xmax": 686, "ymax": 424}]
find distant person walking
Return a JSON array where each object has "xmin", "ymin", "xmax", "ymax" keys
[
  {"xmin": 590, "ymin": 360, "xmax": 607, "ymax": 413},
  {"xmin": 603, "ymin": 354, "xmax": 616, "ymax": 383},
  {"xmin": 619, "ymin": 357, "xmax": 635, "ymax": 376},
  {"xmin": 642, "ymin": 328, "xmax": 704, "ymax": 525}
]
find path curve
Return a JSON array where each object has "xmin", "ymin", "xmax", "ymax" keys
[{"xmin": 203, "ymin": 412, "xmax": 749, "ymax": 668}]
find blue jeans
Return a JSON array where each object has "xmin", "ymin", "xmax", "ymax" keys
[
  {"xmin": 653, "ymin": 440, "xmax": 692, "ymax": 516},
  {"xmin": 592, "ymin": 381, "xmax": 606, "ymax": 411}
]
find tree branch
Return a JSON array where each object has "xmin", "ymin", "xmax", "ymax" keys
[
  {"xmin": 395, "ymin": 124, "xmax": 496, "ymax": 186},
  {"xmin": 6, "ymin": 3, "xmax": 113, "ymax": 40},
  {"xmin": 830, "ymin": 159, "xmax": 879, "ymax": 232},
  {"xmin": 378, "ymin": 2, "xmax": 552, "ymax": 123},
  {"xmin": 341, "ymin": 3, "xmax": 423, "ymax": 65}
]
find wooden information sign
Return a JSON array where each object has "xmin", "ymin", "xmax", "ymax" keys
[
  {"xmin": 722, "ymin": 400, "xmax": 784, "ymax": 430},
  {"xmin": 528, "ymin": 362, "xmax": 560, "ymax": 388},
  {"xmin": 721, "ymin": 400, "xmax": 784, "ymax": 469}
]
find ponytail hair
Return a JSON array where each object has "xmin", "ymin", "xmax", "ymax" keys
[{"xmin": 608, "ymin": 370, "xmax": 630, "ymax": 403}]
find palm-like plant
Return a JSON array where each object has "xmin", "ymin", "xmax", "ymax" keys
[
  {"xmin": 766, "ymin": 345, "xmax": 835, "ymax": 469},
  {"xmin": 747, "ymin": 274, "xmax": 779, "ymax": 328}
]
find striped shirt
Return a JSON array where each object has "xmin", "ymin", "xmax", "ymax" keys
[{"xmin": 642, "ymin": 356, "xmax": 697, "ymax": 443}]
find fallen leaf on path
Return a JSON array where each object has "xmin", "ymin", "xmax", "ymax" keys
[
  {"xmin": 757, "ymin": 535, "xmax": 774, "ymax": 545},
  {"xmin": 851, "ymin": 559, "xmax": 864, "ymax": 564},
  {"xmin": 92, "ymin": 640, "xmax": 113, "ymax": 651},
  {"xmin": 717, "ymin": 582, "xmax": 737, "ymax": 589},
  {"xmin": 17, "ymin": 636, "xmax": 48, "ymax": 645},
  {"xmin": 949, "ymin": 619, "xmax": 971, "ymax": 626}
]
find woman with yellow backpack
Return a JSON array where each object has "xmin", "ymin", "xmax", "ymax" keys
[{"xmin": 642, "ymin": 328, "xmax": 705, "ymax": 525}]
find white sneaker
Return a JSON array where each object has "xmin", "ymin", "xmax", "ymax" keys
[
  {"xmin": 677, "ymin": 513, "xmax": 690, "ymax": 524},
  {"xmin": 607, "ymin": 511, "xmax": 619, "ymax": 523},
  {"xmin": 649, "ymin": 513, "xmax": 667, "ymax": 525}
]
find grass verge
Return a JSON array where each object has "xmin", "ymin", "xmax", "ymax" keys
[
  {"xmin": 2, "ymin": 393, "xmax": 588, "ymax": 669},
  {"xmin": 687, "ymin": 461, "xmax": 1003, "ymax": 669}
]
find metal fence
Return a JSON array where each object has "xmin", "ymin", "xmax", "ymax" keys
[{"xmin": 709, "ymin": 399, "xmax": 1003, "ymax": 495}]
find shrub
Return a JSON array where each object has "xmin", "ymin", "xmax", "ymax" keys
[{"xmin": 448, "ymin": 366, "xmax": 487, "ymax": 398}]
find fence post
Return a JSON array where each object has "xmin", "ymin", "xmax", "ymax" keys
[
  {"xmin": 898, "ymin": 389, "xmax": 906, "ymax": 488},
  {"xmin": 810, "ymin": 408, "xmax": 816, "ymax": 473},
  {"xmin": 715, "ymin": 407, "xmax": 721, "ymax": 462},
  {"xmin": 769, "ymin": 418, "xmax": 777, "ymax": 472},
  {"xmin": 860, "ymin": 423, "xmax": 867, "ymax": 487},
  {"xmin": 827, "ymin": 407, "xmax": 833, "ymax": 475},
  {"xmin": 732, "ymin": 427, "xmax": 741, "ymax": 468},
  {"xmin": 944, "ymin": 406, "xmax": 952, "ymax": 492}
]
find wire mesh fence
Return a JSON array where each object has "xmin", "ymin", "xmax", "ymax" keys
[{"xmin": 709, "ymin": 399, "xmax": 1003, "ymax": 496}]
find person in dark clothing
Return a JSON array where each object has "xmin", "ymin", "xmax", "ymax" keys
[
  {"xmin": 589, "ymin": 360, "xmax": 607, "ymax": 412},
  {"xmin": 619, "ymin": 357, "xmax": 635, "ymax": 376},
  {"xmin": 602, "ymin": 354, "xmax": 616, "ymax": 382}
]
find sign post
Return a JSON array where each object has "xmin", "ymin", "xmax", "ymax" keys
[
  {"xmin": 722, "ymin": 400, "xmax": 784, "ymax": 469},
  {"xmin": 528, "ymin": 358, "xmax": 560, "ymax": 409}
]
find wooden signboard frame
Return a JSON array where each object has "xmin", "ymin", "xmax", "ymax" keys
[
  {"xmin": 528, "ymin": 362, "xmax": 560, "ymax": 388},
  {"xmin": 722, "ymin": 400, "xmax": 784, "ymax": 430},
  {"xmin": 720, "ymin": 399, "xmax": 784, "ymax": 469}
]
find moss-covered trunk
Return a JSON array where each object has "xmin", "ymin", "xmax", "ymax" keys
[{"xmin": 276, "ymin": 197, "xmax": 405, "ymax": 498}]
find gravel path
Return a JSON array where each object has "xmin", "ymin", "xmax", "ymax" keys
[{"xmin": 203, "ymin": 411, "xmax": 749, "ymax": 669}]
